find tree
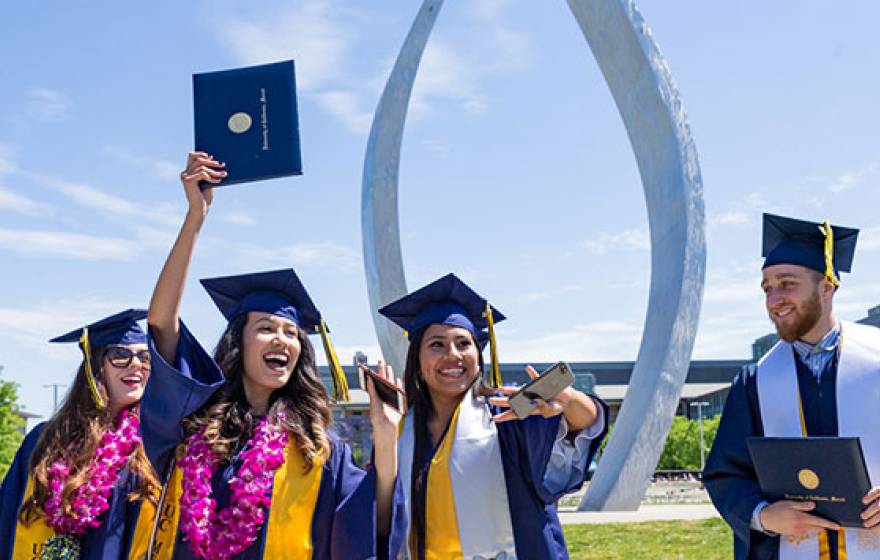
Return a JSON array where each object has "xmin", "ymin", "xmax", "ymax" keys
[
  {"xmin": 0, "ymin": 366, "xmax": 25, "ymax": 482},
  {"xmin": 656, "ymin": 414, "xmax": 720, "ymax": 471}
]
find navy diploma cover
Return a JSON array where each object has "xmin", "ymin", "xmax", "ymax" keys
[
  {"xmin": 747, "ymin": 437, "xmax": 872, "ymax": 527},
  {"xmin": 193, "ymin": 60, "xmax": 302, "ymax": 186}
]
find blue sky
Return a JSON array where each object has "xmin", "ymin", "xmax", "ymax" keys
[{"xmin": 1, "ymin": 1, "xmax": 878, "ymax": 419}]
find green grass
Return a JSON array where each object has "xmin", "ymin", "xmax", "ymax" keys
[{"xmin": 564, "ymin": 518, "xmax": 733, "ymax": 559}]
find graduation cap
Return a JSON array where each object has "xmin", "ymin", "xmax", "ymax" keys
[
  {"xmin": 50, "ymin": 308, "xmax": 148, "ymax": 410},
  {"xmin": 378, "ymin": 273, "xmax": 507, "ymax": 388},
  {"xmin": 200, "ymin": 269, "xmax": 350, "ymax": 401},
  {"xmin": 762, "ymin": 213, "xmax": 859, "ymax": 287}
]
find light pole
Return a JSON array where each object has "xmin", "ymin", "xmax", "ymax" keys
[
  {"xmin": 690, "ymin": 401, "xmax": 711, "ymax": 471},
  {"xmin": 44, "ymin": 384, "xmax": 66, "ymax": 413}
]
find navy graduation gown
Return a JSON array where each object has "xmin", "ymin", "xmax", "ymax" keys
[
  {"xmin": 704, "ymin": 353, "xmax": 840, "ymax": 560},
  {"xmin": 0, "ymin": 423, "xmax": 145, "ymax": 560},
  {"xmin": 496, "ymin": 400, "xmax": 608, "ymax": 560},
  {"xmin": 407, "ymin": 397, "xmax": 608, "ymax": 560},
  {"xmin": 141, "ymin": 321, "xmax": 405, "ymax": 560}
]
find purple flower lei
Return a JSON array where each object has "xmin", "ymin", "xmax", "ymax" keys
[
  {"xmin": 43, "ymin": 408, "xmax": 142, "ymax": 537},
  {"xmin": 178, "ymin": 414, "xmax": 289, "ymax": 560}
]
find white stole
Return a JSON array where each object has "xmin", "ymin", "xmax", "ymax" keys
[
  {"xmin": 756, "ymin": 321, "xmax": 880, "ymax": 559},
  {"xmin": 397, "ymin": 393, "xmax": 516, "ymax": 559}
]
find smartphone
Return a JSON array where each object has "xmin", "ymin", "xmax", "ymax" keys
[
  {"xmin": 507, "ymin": 362, "xmax": 575, "ymax": 420},
  {"xmin": 357, "ymin": 363, "xmax": 407, "ymax": 413}
]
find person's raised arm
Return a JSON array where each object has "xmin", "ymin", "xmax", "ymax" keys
[
  {"xmin": 368, "ymin": 360, "xmax": 403, "ymax": 539},
  {"xmin": 147, "ymin": 151, "xmax": 224, "ymax": 362}
]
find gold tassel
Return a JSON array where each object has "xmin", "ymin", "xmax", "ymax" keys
[
  {"xmin": 819, "ymin": 220, "xmax": 840, "ymax": 287},
  {"xmin": 483, "ymin": 302, "xmax": 502, "ymax": 388},
  {"xmin": 79, "ymin": 327, "xmax": 106, "ymax": 410},
  {"xmin": 318, "ymin": 319, "xmax": 350, "ymax": 402}
]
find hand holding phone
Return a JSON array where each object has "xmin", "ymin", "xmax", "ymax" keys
[
  {"xmin": 358, "ymin": 363, "xmax": 407, "ymax": 414},
  {"xmin": 505, "ymin": 362, "xmax": 575, "ymax": 420}
]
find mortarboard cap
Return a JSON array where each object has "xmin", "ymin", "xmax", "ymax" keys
[
  {"xmin": 378, "ymin": 273, "xmax": 506, "ymax": 387},
  {"xmin": 200, "ymin": 269, "xmax": 349, "ymax": 401},
  {"xmin": 200, "ymin": 269, "xmax": 322, "ymax": 332},
  {"xmin": 50, "ymin": 308, "xmax": 148, "ymax": 410},
  {"xmin": 378, "ymin": 274, "xmax": 505, "ymax": 341},
  {"xmin": 762, "ymin": 213, "xmax": 859, "ymax": 285},
  {"xmin": 50, "ymin": 308, "xmax": 148, "ymax": 348}
]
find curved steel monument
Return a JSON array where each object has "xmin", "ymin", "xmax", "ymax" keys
[{"xmin": 361, "ymin": 0, "xmax": 706, "ymax": 510}]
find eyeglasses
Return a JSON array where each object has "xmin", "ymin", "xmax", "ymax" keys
[{"xmin": 104, "ymin": 346, "xmax": 151, "ymax": 368}]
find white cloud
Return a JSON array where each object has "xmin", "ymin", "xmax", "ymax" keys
[
  {"xmin": 828, "ymin": 161, "xmax": 878, "ymax": 193},
  {"xmin": 219, "ymin": 211, "xmax": 257, "ymax": 226},
  {"xmin": 520, "ymin": 284, "xmax": 583, "ymax": 303},
  {"xmin": 411, "ymin": 41, "xmax": 487, "ymax": 118},
  {"xmin": 857, "ymin": 226, "xmax": 880, "ymax": 252},
  {"xmin": 101, "ymin": 145, "xmax": 180, "ymax": 182},
  {"xmin": 0, "ymin": 186, "xmax": 52, "ymax": 216},
  {"xmin": 208, "ymin": 2, "xmax": 354, "ymax": 92},
  {"xmin": 502, "ymin": 320, "xmax": 642, "ymax": 362},
  {"xmin": 421, "ymin": 140, "xmax": 452, "ymax": 158},
  {"xmin": 704, "ymin": 278, "xmax": 761, "ymax": 304},
  {"xmin": 462, "ymin": 0, "xmax": 533, "ymax": 69},
  {"xmin": 744, "ymin": 192, "xmax": 767, "ymax": 208},
  {"xmin": 0, "ymin": 227, "xmax": 138, "ymax": 261},
  {"xmin": 0, "ymin": 144, "xmax": 16, "ymax": 174},
  {"xmin": 581, "ymin": 229, "xmax": 650, "ymax": 255},
  {"xmin": 26, "ymin": 88, "xmax": 74, "ymax": 121},
  {"xmin": 313, "ymin": 90, "xmax": 372, "ymax": 134},
  {"xmin": 0, "ymin": 297, "xmax": 130, "ymax": 351},
  {"xmin": 713, "ymin": 211, "xmax": 750, "ymax": 226},
  {"xmin": 207, "ymin": 239, "xmax": 361, "ymax": 271},
  {"xmin": 24, "ymin": 171, "xmax": 181, "ymax": 228}
]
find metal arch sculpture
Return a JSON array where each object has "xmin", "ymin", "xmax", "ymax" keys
[{"xmin": 361, "ymin": 0, "xmax": 706, "ymax": 510}]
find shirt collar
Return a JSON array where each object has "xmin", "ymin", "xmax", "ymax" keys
[{"xmin": 792, "ymin": 321, "xmax": 840, "ymax": 360}]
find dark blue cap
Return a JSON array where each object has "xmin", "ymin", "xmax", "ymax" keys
[
  {"xmin": 378, "ymin": 273, "xmax": 505, "ymax": 345},
  {"xmin": 50, "ymin": 308, "xmax": 148, "ymax": 349},
  {"xmin": 762, "ymin": 213, "xmax": 859, "ymax": 278},
  {"xmin": 200, "ymin": 269, "xmax": 324, "ymax": 332}
]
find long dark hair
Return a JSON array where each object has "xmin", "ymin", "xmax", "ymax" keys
[
  {"xmin": 182, "ymin": 314, "xmax": 332, "ymax": 471},
  {"xmin": 20, "ymin": 348, "xmax": 160, "ymax": 525},
  {"xmin": 402, "ymin": 327, "xmax": 488, "ymax": 559}
]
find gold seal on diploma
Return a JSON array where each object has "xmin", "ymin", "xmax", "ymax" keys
[
  {"xmin": 228, "ymin": 112, "xmax": 253, "ymax": 134},
  {"xmin": 798, "ymin": 468, "xmax": 820, "ymax": 490}
]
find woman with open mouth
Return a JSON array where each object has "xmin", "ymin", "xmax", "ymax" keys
[
  {"xmin": 0, "ymin": 309, "xmax": 161, "ymax": 560},
  {"xmin": 376, "ymin": 274, "xmax": 608, "ymax": 560},
  {"xmin": 128, "ymin": 152, "xmax": 404, "ymax": 560}
]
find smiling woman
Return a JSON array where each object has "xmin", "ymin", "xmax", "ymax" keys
[
  {"xmin": 376, "ymin": 273, "xmax": 609, "ymax": 560},
  {"xmin": 0, "ymin": 308, "xmax": 161, "ymax": 560},
  {"xmin": 126, "ymin": 152, "xmax": 406, "ymax": 560}
]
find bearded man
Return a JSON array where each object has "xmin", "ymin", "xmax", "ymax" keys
[{"xmin": 704, "ymin": 213, "xmax": 880, "ymax": 560}]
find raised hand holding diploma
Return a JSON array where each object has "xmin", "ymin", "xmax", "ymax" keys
[{"xmin": 861, "ymin": 487, "xmax": 880, "ymax": 530}]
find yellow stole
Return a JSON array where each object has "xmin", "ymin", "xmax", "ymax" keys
[
  {"xmin": 12, "ymin": 478, "xmax": 158, "ymax": 560},
  {"xmin": 129, "ymin": 440, "xmax": 324, "ymax": 559},
  {"xmin": 11, "ymin": 477, "xmax": 54, "ymax": 560},
  {"xmin": 413, "ymin": 404, "xmax": 463, "ymax": 560}
]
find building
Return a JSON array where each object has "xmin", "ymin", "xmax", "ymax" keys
[
  {"xmin": 858, "ymin": 305, "xmax": 880, "ymax": 327},
  {"xmin": 14, "ymin": 410, "xmax": 41, "ymax": 435},
  {"xmin": 319, "ymin": 358, "xmax": 746, "ymax": 424}
]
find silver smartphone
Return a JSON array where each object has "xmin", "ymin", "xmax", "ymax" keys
[{"xmin": 507, "ymin": 362, "xmax": 575, "ymax": 420}]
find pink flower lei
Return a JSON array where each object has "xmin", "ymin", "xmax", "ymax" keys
[
  {"xmin": 178, "ymin": 414, "xmax": 289, "ymax": 560},
  {"xmin": 43, "ymin": 407, "xmax": 142, "ymax": 537}
]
